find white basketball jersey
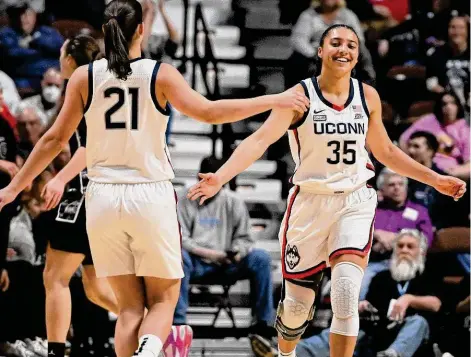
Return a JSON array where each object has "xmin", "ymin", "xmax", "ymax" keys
[
  {"xmin": 84, "ymin": 58, "xmax": 174, "ymax": 184},
  {"xmin": 288, "ymin": 77, "xmax": 375, "ymax": 194}
]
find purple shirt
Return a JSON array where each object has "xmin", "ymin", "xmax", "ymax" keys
[
  {"xmin": 399, "ymin": 114, "xmax": 470, "ymax": 171},
  {"xmin": 374, "ymin": 200, "xmax": 434, "ymax": 246}
]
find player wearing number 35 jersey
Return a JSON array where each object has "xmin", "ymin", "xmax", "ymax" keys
[
  {"xmin": 188, "ymin": 24, "xmax": 466, "ymax": 357},
  {"xmin": 0, "ymin": 1, "xmax": 310, "ymax": 356}
]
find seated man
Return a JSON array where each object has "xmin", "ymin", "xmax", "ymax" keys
[
  {"xmin": 174, "ymin": 156, "xmax": 275, "ymax": 338},
  {"xmin": 360, "ymin": 168, "xmax": 433, "ymax": 300},
  {"xmin": 271, "ymin": 229, "xmax": 441, "ymax": 357},
  {"xmin": 0, "ymin": 4, "xmax": 63, "ymax": 91}
]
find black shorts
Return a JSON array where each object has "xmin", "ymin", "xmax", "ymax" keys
[{"xmin": 47, "ymin": 201, "xmax": 94, "ymax": 266}]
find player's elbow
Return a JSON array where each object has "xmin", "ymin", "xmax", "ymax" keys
[
  {"xmin": 253, "ymin": 134, "xmax": 272, "ymax": 155},
  {"xmin": 374, "ymin": 142, "xmax": 396, "ymax": 165},
  {"xmin": 197, "ymin": 101, "xmax": 218, "ymax": 124},
  {"xmin": 430, "ymin": 298, "xmax": 442, "ymax": 312},
  {"xmin": 43, "ymin": 130, "xmax": 69, "ymax": 151}
]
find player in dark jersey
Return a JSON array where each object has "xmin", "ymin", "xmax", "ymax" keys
[{"xmin": 33, "ymin": 34, "xmax": 119, "ymax": 357}]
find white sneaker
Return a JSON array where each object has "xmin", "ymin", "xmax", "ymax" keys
[
  {"xmin": 5, "ymin": 341, "xmax": 36, "ymax": 357},
  {"xmin": 24, "ymin": 338, "xmax": 48, "ymax": 357}
]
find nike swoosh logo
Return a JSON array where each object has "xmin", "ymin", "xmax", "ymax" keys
[{"xmin": 313, "ymin": 109, "xmax": 325, "ymax": 114}]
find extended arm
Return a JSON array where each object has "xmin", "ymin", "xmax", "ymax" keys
[
  {"xmin": 157, "ymin": 64, "xmax": 309, "ymax": 124},
  {"xmin": 0, "ymin": 67, "xmax": 87, "ymax": 202},
  {"xmin": 365, "ymin": 84, "xmax": 466, "ymax": 199},
  {"xmin": 188, "ymin": 88, "xmax": 303, "ymax": 204}
]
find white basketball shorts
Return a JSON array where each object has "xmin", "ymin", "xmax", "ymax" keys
[
  {"xmin": 279, "ymin": 185, "xmax": 377, "ymax": 281},
  {"xmin": 85, "ymin": 180, "xmax": 184, "ymax": 279}
]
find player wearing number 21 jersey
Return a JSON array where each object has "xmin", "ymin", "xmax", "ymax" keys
[{"xmin": 0, "ymin": 1, "xmax": 310, "ymax": 356}]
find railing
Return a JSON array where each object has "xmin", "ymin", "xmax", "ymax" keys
[{"xmin": 177, "ymin": 1, "xmax": 229, "ymax": 157}]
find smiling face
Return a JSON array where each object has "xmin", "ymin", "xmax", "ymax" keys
[{"xmin": 318, "ymin": 26, "xmax": 359, "ymax": 77}]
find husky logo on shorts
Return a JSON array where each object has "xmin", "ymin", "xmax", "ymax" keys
[{"xmin": 286, "ymin": 244, "xmax": 300, "ymax": 269}]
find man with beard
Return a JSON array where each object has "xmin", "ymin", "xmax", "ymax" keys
[
  {"xmin": 358, "ymin": 229, "xmax": 442, "ymax": 357},
  {"xmin": 359, "ymin": 168, "xmax": 433, "ymax": 300}
]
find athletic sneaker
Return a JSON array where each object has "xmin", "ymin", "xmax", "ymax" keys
[
  {"xmin": 4, "ymin": 340, "xmax": 36, "ymax": 357},
  {"xmin": 249, "ymin": 334, "xmax": 277, "ymax": 357},
  {"xmin": 24, "ymin": 338, "xmax": 48, "ymax": 357},
  {"xmin": 162, "ymin": 325, "xmax": 193, "ymax": 357}
]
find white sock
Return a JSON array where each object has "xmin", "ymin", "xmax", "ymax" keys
[
  {"xmin": 136, "ymin": 334, "xmax": 163, "ymax": 357},
  {"xmin": 278, "ymin": 346, "xmax": 296, "ymax": 357}
]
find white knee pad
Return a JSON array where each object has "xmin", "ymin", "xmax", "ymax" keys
[{"xmin": 330, "ymin": 262, "xmax": 364, "ymax": 337}]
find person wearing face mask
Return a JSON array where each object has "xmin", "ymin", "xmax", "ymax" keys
[{"xmin": 17, "ymin": 68, "xmax": 63, "ymax": 126}]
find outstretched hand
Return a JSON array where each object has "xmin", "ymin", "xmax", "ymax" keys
[
  {"xmin": 434, "ymin": 175, "xmax": 467, "ymax": 201},
  {"xmin": 187, "ymin": 173, "xmax": 223, "ymax": 205}
]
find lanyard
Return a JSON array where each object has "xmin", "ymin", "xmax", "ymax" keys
[{"xmin": 397, "ymin": 281, "xmax": 410, "ymax": 296}]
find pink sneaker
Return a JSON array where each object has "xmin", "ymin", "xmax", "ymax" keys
[{"xmin": 162, "ymin": 325, "xmax": 193, "ymax": 357}]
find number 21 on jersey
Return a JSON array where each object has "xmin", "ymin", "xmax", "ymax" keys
[{"xmin": 104, "ymin": 87, "xmax": 139, "ymax": 130}]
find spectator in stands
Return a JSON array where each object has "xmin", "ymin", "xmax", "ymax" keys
[
  {"xmin": 0, "ymin": 96, "xmax": 19, "ymax": 303},
  {"xmin": 369, "ymin": 0, "xmax": 410, "ymax": 26},
  {"xmin": 0, "ymin": 4, "xmax": 63, "ymax": 91},
  {"xmin": 145, "ymin": 0, "xmax": 180, "ymax": 61},
  {"xmin": 285, "ymin": 0, "xmax": 375, "ymax": 88},
  {"xmin": 426, "ymin": 15, "xmax": 469, "ymax": 118},
  {"xmin": 17, "ymin": 67, "xmax": 63, "ymax": 126},
  {"xmin": 0, "ymin": 71, "xmax": 21, "ymax": 114},
  {"xmin": 406, "ymin": 131, "xmax": 444, "ymax": 208},
  {"xmin": 174, "ymin": 156, "xmax": 275, "ymax": 339},
  {"xmin": 406, "ymin": 129, "xmax": 470, "ymax": 251},
  {"xmin": 0, "ymin": 85, "xmax": 19, "ymax": 141},
  {"xmin": 143, "ymin": 0, "xmax": 180, "ymax": 144},
  {"xmin": 358, "ymin": 229, "xmax": 441, "ymax": 357},
  {"xmin": 16, "ymin": 106, "xmax": 46, "ymax": 159},
  {"xmin": 399, "ymin": 92, "xmax": 470, "ymax": 180},
  {"xmin": 359, "ymin": 168, "xmax": 433, "ymax": 300},
  {"xmin": 435, "ymin": 273, "xmax": 470, "ymax": 357},
  {"xmin": 376, "ymin": 19, "xmax": 422, "ymax": 67},
  {"xmin": 0, "ymin": 205, "xmax": 47, "ymax": 357}
]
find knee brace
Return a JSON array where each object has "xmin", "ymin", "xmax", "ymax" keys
[
  {"xmin": 275, "ymin": 297, "xmax": 314, "ymax": 341},
  {"xmin": 275, "ymin": 277, "xmax": 321, "ymax": 341},
  {"xmin": 330, "ymin": 262, "xmax": 364, "ymax": 337}
]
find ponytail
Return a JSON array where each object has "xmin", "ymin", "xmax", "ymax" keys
[
  {"xmin": 103, "ymin": 18, "xmax": 132, "ymax": 80},
  {"xmin": 65, "ymin": 34, "xmax": 102, "ymax": 67},
  {"xmin": 103, "ymin": 0, "xmax": 143, "ymax": 81}
]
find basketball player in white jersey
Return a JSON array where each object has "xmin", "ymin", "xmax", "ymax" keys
[
  {"xmin": 0, "ymin": 1, "xmax": 309, "ymax": 356},
  {"xmin": 187, "ymin": 24, "xmax": 466, "ymax": 357}
]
